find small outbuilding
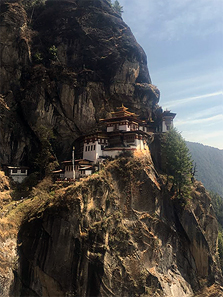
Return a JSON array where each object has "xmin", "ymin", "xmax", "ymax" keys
[{"xmin": 5, "ymin": 166, "xmax": 29, "ymax": 183}]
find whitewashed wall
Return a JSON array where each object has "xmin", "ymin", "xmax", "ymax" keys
[
  {"xmin": 119, "ymin": 124, "xmax": 130, "ymax": 131},
  {"xmin": 10, "ymin": 169, "xmax": 28, "ymax": 183},
  {"xmin": 83, "ymin": 141, "xmax": 103, "ymax": 163}
]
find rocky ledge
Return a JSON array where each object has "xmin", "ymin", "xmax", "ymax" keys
[{"xmin": 0, "ymin": 153, "xmax": 222, "ymax": 296}]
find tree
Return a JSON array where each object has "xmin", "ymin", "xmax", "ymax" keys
[
  {"xmin": 218, "ymin": 230, "xmax": 223, "ymax": 272},
  {"xmin": 163, "ymin": 128, "xmax": 193, "ymax": 197},
  {"xmin": 209, "ymin": 191, "xmax": 223, "ymax": 228},
  {"xmin": 191, "ymin": 162, "xmax": 197, "ymax": 183},
  {"xmin": 112, "ymin": 0, "xmax": 123, "ymax": 16},
  {"xmin": 209, "ymin": 191, "xmax": 223, "ymax": 272}
]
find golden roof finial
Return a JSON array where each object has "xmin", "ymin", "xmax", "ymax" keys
[{"xmin": 116, "ymin": 104, "xmax": 128, "ymax": 111}]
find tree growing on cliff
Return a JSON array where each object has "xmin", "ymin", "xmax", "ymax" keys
[
  {"xmin": 108, "ymin": 0, "xmax": 123, "ymax": 15},
  {"xmin": 113, "ymin": 0, "xmax": 123, "ymax": 15},
  {"xmin": 163, "ymin": 128, "xmax": 193, "ymax": 198},
  {"xmin": 210, "ymin": 191, "xmax": 223, "ymax": 272}
]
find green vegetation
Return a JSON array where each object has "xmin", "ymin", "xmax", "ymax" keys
[
  {"xmin": 48, "ymin": 45, "xmax": 58, "ymax": 61},
  {"xmin": 209, "ymin": 191, "xmax": 223, "ymax": 272},
  {"xmin": 32, "ymin": 45, "xmax": 58, "ymax": 65},
  {"xmin": 218, "ymin": 231, "xmax": 223, "ymax": 272},
  {"xmin": 163, "ymin": 128, "xmax": 193, "ymax": 198},
  {"xmin": 108, "ymin": 0, "xmax": 124, "ymax": 15},
  {"xmin": 210, "ymin": 191, "xmax": 223, "ymax": 227},
  {"xmin": 33, "ymin": 51, "xmax": 43, "ymax": 63},
  {"xmin": 186, "ymin": 141, "xmax": 223, "ymax": 197}
]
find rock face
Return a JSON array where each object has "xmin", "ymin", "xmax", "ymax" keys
[
  {"xmin": 0, "ymin": 0, "xmax": 159, "ymax": 165},
  {"xmin": 1, "ymin": 1, "xmax": 222, "ymax": 296},
  {"xmin": 7, "ymin": 155, "xmax": 222, "ymax": 297}
]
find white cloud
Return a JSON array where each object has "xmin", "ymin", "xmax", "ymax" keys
[
  {"xmin": 164, "ymin": 91, "xmax": 223, "ymax": 108},
  {"xmin": 120, "ymin": 0, "xmax": 223, "ymax": 41},
  {"xmin": 200, "ymin": 130, "xmax": 223, "ymax": 140},
  {"xmin": 160, "ymin": 1, "xmax": 223, "ymax": 40},
  {"xmin": 188, "ymin": 105, "xmax": 223, "ymax": 120},
  {"xmin": 118, "ymin": 0, "xmax": 223, "ymax": 149},
  {"xmin": 152, "ymin": 54, "xmax": 223, "ymax": 81},
  {"xmin": 182, "ymin": 129, "xmax": 223, "ymax": 149},
  {"xmin": 175, "ymin": 114, "xmax": 223, "ymax": 126}
]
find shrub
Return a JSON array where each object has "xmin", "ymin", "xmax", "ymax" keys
[
  {"xmin": 48, "ymin": 45, "xmax": 58, "ymax": 61},
  {"xmin": 33, "ymin": 51, "xmax": 43, "ymax": 63}
]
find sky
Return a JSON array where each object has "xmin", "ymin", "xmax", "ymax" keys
[{"xmin": 118, "ymin": 0, "xmax": 223, "ymax": 149}]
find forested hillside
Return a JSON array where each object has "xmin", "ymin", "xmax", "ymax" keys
[{"xmin": 186, "ymin": 141, "xmax": 223, "ymax": 196}]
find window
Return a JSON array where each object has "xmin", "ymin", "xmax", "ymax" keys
[
  {"xmin": 88, "ymin": 146, "xmax": 90, "ymax": 151},
  {"xmin": 85, "ymin": 146, "xmax": 87, "ymax": 151},
  {"xmin": 12, "ymin": 169, "xmax": 17, "ymax": 173},
  {"xmin": 91, "ymin": 145, "xmax": 93, "ymax": 151},
  {"xmin": 93, "ymin": 145, "xmax": 96, "ymax": 150},
  {"xmin": 21, "ymin": 169, "xmax": 26, "ymax": 173}
]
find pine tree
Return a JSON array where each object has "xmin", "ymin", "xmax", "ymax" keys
[
  {"xmin": 163, "ymin": 128, "xmax": 193, "ymax": 197},
  {"xmin": 112, "ymin": 0, "xmax": 123, "ymax": 15}
]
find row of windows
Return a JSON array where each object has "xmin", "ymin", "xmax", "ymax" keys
[
  {"xmin": 66, "ymin": 166, "xmax": 79, "ymax": 171},
  {"xmin": 85, "ymin": 145, "xmax": 96, "ymax": 151},
  {"xmin": 11, "ymin": 169, "xmax": 27, "ymax": 174},
  {"xmin": 109, "ymin": 124, "xmax": 148, "ymax": 132},
  {"xmin": 99, "ymin": 139, "xmax": 107, "ymax": 144},
  {"xmin": 85, "ymin": 139, "xmax": 107, "ymax": 144}
]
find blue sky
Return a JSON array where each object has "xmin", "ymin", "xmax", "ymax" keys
[{"xmin": 118, "ymin": 0, "xmax": 223, "ymax": 149}]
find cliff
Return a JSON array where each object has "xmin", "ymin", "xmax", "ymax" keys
[
  {"xmin": 0, "ymin": 0, "xmax": 159, "ymax": 165},
  {"xmin": 0, "ymin": 1, "xmax": 222, "ymax": 296},
  {"xmin": 0, "ymin": 153, "xmax": 222, "ymax": 296}
]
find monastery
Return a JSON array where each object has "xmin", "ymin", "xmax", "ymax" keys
[
  {"xmin": 3, "ymin": 105, "xmax": 175, "ymax": 183},
  {"xmin": 56, "ymin": 105, "xmax": 176, "ymax": 181}
]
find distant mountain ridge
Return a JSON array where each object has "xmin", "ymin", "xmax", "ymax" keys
[{"xmin": 186, "ymin": 141, "xmax": 223, "ymax": 196}]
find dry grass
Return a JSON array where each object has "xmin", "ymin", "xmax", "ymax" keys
[
  {"xmin": 195, "ymin": 284, "xmax": 223, "ymax": 297},
  {"xmin": 0, "ymin": 171, "xmax": 10, "ymax": 192}
]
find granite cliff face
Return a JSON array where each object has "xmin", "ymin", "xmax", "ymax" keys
[
  {"xmin": 0, "ymin": 155, "xmax": 222, "ymax": 297},
  {"xmin": 0, "ymin": 0, "xmax": 159, "ymax": 165},
  {"xmin": 0, "ymin": 1, "xmax": 222, "ymax": 297}
]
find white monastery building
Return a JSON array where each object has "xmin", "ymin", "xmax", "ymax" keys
[
  {"xmin": 158, "ymin": 110, "xmax": 176, "ymax": 133},
  {"xmin": 62, "ymin": 159, "xmax": 93, "ymax": 179},
  {"xmin": 54, "ymin": 105, "xmax": 176, "ymax": 180},
  {"xmin": 81, "ymin": 105, "xmax": 151, "ymax": 162},
  {"xmin": 3, "ymin": 106, "xmax": 176, "ymax": 182}
]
